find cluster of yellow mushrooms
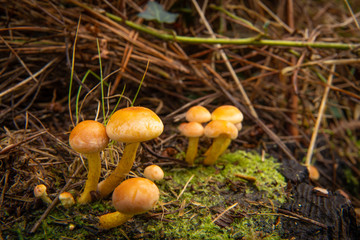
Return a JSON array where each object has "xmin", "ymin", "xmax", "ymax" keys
[
  {"xmin": 33, "ymin": 105, "xmax": 243, "ymax": 230},
  {"xmin": 179, "ymin": 105, "xmax": 243, "ymax": 166}
]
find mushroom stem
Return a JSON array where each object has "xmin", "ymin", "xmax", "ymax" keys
[
  {"xmin": 98, "ymin": 211, "xmax": 133, "ymax": 230},
  {"xmin": 97, "ymin": 142, "xmax": 140, "ymax": 198},
  {"xmin": 203, "ymin": 135, "xmax": 228, "ymax": 165},
  {"xmin": 185, "ymin": 137, "xmax": 200, "ymax": 166},
  {"xmin": 34, "ymin": 184, "xmax": 52, "ymax": 205},
  {"xmin": 204, "ymin": 137, "xmax": 232, "ymax": 156},
  {"xmin": 77, "ymin": 152, "xmax": 102, "ymax": 204}
]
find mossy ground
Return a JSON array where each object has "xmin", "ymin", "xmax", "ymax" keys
[{"xmin": 5, "ymin": 150, "xmax": 287, "ymax": 239}]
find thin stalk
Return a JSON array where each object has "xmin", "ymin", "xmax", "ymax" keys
[
  {"xmin": 305, "ymin": 65, "xmax": 336, "ymax": 167},
  {"xmin": 68, "ymin": 17, "xmax": 81, "ymax": 127},
  {"xmin": 131, "ymin": 60, "xmax": 149, "ymax": 106},
  {"xmin": 68, "ymin": 0, "xmax": 359, "ymax": 50},
  {"xmin": 96, "ymin": 39, "xmax": 106, "ymax": 121},
  {"xmin": 75, "ymin": 70, "xmax": 101, "ymax": 124},
  {"xmin": 105, "ymin": 12, "xmax": 359, "ymax": 50}
]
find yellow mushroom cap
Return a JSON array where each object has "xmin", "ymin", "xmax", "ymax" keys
[
  {"xmin": 211, "ymin": 105, "xmax": 243, "ymax": 124},
  {"xmin": 69, "ymin": 120, "xmax": 109, "ymax": 154},
  {"xmin": 106, "ymin": 107, "xmax": 164, "ymax": 143},
  {"xmin": 186, "ymin": 106, "xmax": 211, "ymax": 123},
  {"xmin": 178, "ymin": 122, "xmax": 204, "ymax": 138},
  {"xmin": 112, "ymin": 177, "xmax": 160, "ymax": 215},
  {"xmin": 144, "ymin": 165, "xmax": 164, "ymax": 181},
  {"xmin": 204, "ymin": 120, "xmax": 238, "ymax": 139},
  {"xmin": 308, "ymin": 165, "xmax": 320, "ymax": 181},
  {"xmin": 59, "ymin": 192, "xmax": 75, "ymax": 208},
  {"xmin": 34, "ymin": 184, "xmax": 48, "ymax": 198}
]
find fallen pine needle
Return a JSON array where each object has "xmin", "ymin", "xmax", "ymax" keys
[{"xmin": 234, "ymin": 173, "xmax": 257, "ymax": 183}]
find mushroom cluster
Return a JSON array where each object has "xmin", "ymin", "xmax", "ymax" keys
[
  {"xmin": 32, "ymin": 106, "xmax": 164, "ymax": 211},
  {"xmin": 33, "ymin": 104, "xmax": 245, "ymax": 232},
  {"xmin": 178, "ymin": 105, "xmax": 244, "ymax": 166}
]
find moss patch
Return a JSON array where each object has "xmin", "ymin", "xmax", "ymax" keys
[
  {"xmin": 5, "ymin": 150, "xmax": 287, "ymax": 239},
  {"xmin": 147, "ymin": 150, "xmax": 287, "ymax": 239}
]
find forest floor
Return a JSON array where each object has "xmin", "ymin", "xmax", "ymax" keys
[{"xmin": 0, "ymin": 0, "xmax": 359, "ymax": 239}]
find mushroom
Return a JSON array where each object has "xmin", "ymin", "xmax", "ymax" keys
[
  {"xmin": 203, "ymin": 120, "xmax": 238, "ymax": 165},
  {"xmin": 97, "ymin": 107, "xmax": 164, "ymax": 198},
  {"xmin": 69, "ymin": 120, "xmax": 109, "ymax": 204},
  {"xmin": 143, "ymin": 164, "xmax": 164, "ymax": 181},
  {"xmin": 98, "ymin": 177, "xmax": 160, "ymax": 229},
  {"xmin": 59, "ymin": 192, "xmax": 75, "ymax": 208},
  {"xmin": 34, "ymin": 184, "xmax": 52, "ymax": 204},
  {"xmin": 178, "ymin": 122, "xmax": 204, "ymax": 165},
  {"xmin": 308, "ymin": 165, "xmax": 320, "ymax": 181},
  {"xmin": 185, "ymin": 105, "xmax": 211, "ymax": 123},
  {"xmin": 205, "ymin": 105, "xmax": 244, "ymax": 156}
]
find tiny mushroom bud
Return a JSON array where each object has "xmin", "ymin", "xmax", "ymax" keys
[
  {"xmin": 203, "ymin": 120, "xmax": 238, "ymax": 165},
  {"xmin": 144, "ymin": 164, "xmax": 164, "ymax": 181},
  {"xmin": 69, "ymin": 120, "xmax": 109, "ymax": 204},
  {"xmin": 178, "ymin": 122, "xmax": 204, "ymax": 166},
  {"xmin": 34, "ymin": 184, "xmax": 52, "ymax": 205},
  {"xmin": 97, "ymin": 107, "xmax": 164, "ymax": 198},
  {"xmin": 98, "ymin": 177, "xmax": 160, "ymax": 230},
  {"xmin": 185, "ymin": 106, "xmax": 211, "ymax": 123},
  {"xmin": 308, "ymin": 165, "xmax": 320, "ymax": 181},
  {"xmin": 59, "ymin": 192, "xmax": 75, "ymax": 208}
]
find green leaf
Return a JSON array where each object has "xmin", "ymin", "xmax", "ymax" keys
[{"xmin": 138, "ymin": 1, "xmax": 179, "ymax": 24}]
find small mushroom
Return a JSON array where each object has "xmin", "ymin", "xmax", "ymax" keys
[
  {"xmin": 98, "ymin": 177, "xmax": 160, "ymax": 230},
  {"xmin": 97, "ymin": 107, "xmax": 164, "ymax": 198},
  {"xmin": 308, "ymin": 165, "xmax": 320, "ymax": 181},
  {"xmin": 203, "ymin": 120, "xmax": 238, "ymax": 165},
  {"xmin": 34, "ymin": 184, "xmax": 52, "ymax": 204},
  {"xmin": 144, "ymin": 164, "xmax": 164, "ymax": 181},
  {"xmin": 206, "ymin": 105, "xmax": 243, "ymax": 156},
  {"xmin": 69, "ymin": 120, "xmax": 109, "ymax": 204},
  {"xmin": 178, "ymin": 122, "xmax": 204, "ymax": 166},
  {"xmin": 59, "ymin": 192, "xmax": 75, "ymax": 208}
]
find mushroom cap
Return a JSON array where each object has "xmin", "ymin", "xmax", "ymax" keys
[
  {"xmin": 59, "ymin": 192, "xmax": 75, "ymax": 208},
  {"xmin": 144, "ymin": 165, "xmax": 164, "ymax": 181},
  {"xmin": 69, "ymin": 120, "xmax": 109, "ymax": 154},
  {"xmin": 112, "ymin": 177, "xmax": 160, "ymax": 215},
  {"xmin": 34, "ymin": 184, "xmax": 48, "ymax": 198},
  {"xmin": 106, "ymin": 107, "xmax": 164, "ymax": 143},
  {"xmin": 204, "ymin": 120, "xmax": 238, "ymax": 139},
  {"xmin": 178, "ymin": 122, "xmax": 204, "ymax": 138},
  {"xmin": 308, "ymin": 165, "xmax": 320, "ymax": 181},
  {"xmin": 186, "ymin": 106, "xmax": 211, "ymax": 123},
  {"xmin": 211, "ymin": 105, "xmax": 243, "ymax": 124}
]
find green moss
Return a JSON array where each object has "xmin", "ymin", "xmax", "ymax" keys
[
  {"xmin": 147, "ymin": 150, "xmax": 287, "ymax": 239},
  {"xmin": 6, "ymin": 150, "xmax": 287, "ymax": 239}
]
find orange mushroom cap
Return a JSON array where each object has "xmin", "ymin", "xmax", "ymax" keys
[
  {"xmin": 34, "ymin": 184, "xmax": 48, "ymax": 199},
  {"xmin": 204, "ymin": 120, "xmax": 238, "ymax": 140},
  {"xmin": 106, "ymin": 107, "xmax": 164, "ymax": 143},
  {"xmin": 59, "ymin": 192, "xmax": 75, "ymax": 208},
  {"xmin": 144, "ymin": 165, "xmax": 164, "ymax": 181},
  {"xmin": 186, "ymin": 106, "xmax": 211, "ymax": 123},
  {"xmin": 211, "ymin": 105, "xmax": 243, "ymax": 124},
  {"xmin": 178, "ymin": 122, "xmax": 204, "ymax": 138},
  {"xmin": 112, "ymin": 178, "xmax": 160, "ymax": 215},
  {"xmin": 69, "ymin": 120, "xmax": 109, "ymax": 154}
]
